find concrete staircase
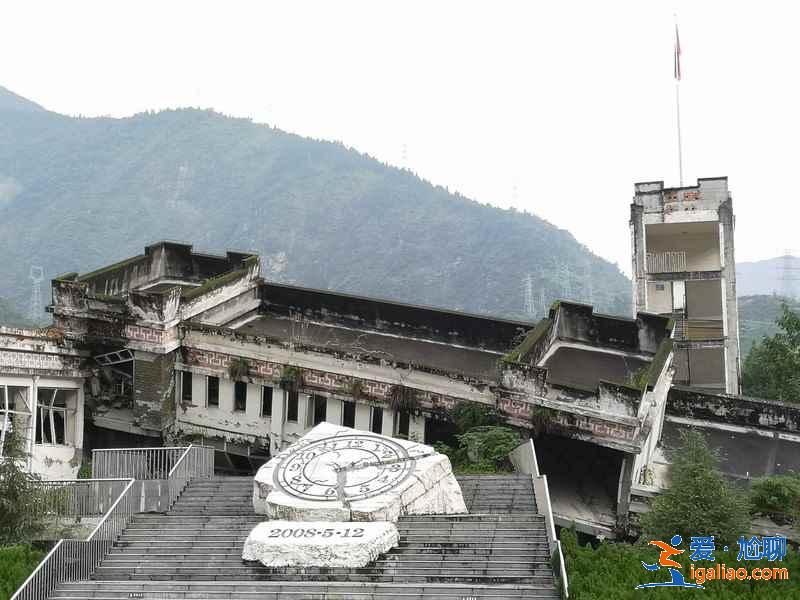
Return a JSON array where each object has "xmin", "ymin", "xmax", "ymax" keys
[{"xmin": 49, "ymin": 474, "xmax": 560, "ymax": 599}]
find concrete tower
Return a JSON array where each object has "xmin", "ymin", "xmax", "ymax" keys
[{"xmin": 630, "ymin": 177, "xmax": 740, "ymax": 394}]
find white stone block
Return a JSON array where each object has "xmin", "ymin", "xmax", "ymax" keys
[{"xmin": 242, "ymin": 520, "xmax": 399, "ymax": 568}]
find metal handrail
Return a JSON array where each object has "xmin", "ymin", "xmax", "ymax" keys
[
  {"xmin": 12, "ymin": 447, "xmax": 213, "ymax": 600},
  {"xmin": 33, "ymin": 478, "xmax": 132, "ymax": 519},
  {"xmin": 10, "ymin": 478, "xmax": 136, "ymax": 600},
  {"xmin": 92, "ymin": 446, "xmax": 187, "ymax": 479},
  {"xmin": 86, "ymin": 478, "xmax": 136, "ymax": 540},
  {"xmin": 541, "ymin": 474, "xmax": 569, "ymax": 599}
]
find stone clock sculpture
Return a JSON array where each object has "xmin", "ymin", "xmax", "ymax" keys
[{"xmin": 252, "ymin": 422, "xmax": 467, "ymax": 521}]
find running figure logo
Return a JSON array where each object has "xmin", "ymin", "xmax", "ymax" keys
[{"xmin": 636, "ymin": 534, "xmax": 704, "ymax": 589}]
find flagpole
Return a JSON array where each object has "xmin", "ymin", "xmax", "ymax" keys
[
  {"xmin": 674, "ymin": 18, "xmax": 684, "ymax": 186},
  {"xmin": 676, "ymin": 79, "xmax": 683, "ymax": 187}
]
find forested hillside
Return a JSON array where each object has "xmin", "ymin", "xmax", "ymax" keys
[
  {"xmin": 0, "ymin": 86, "xmax": 631, "ymax": 325},
  {"xmin": 738, "ymin": 294, "xmax": 800, "ymax": 357},
  {"xmin": 737, "ymin": 255, "xmax": 800, "ymax": 298}
]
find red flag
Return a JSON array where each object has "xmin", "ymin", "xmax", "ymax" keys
[{"xmin": 674, "ymin": 25, "xmax": 682, "ymax": 81}]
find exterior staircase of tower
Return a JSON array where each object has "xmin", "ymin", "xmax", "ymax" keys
[{"xmin": 49, "ymin": 474, "xmax": 560, "ymax": 599}]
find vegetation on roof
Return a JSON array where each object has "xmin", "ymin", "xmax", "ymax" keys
[
  {"xmin": 76, "ymin": 255, "xmax": 147, "ymax": 282},
  {"xmin": 502, "ymin": 318, "xmax": 552, "ymax": 364},
  {"xmin": 182, "ymin": 259, "xmax": 255, "ymax": 301},
  {"xmin": 646, "ymin": 338, "xmax": 673, "ymax": 389}
]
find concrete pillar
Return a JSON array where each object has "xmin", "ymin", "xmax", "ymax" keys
[
  {"xmin": 616, "ymin": 454, "xmax": 635, "ymax": 532},
  {"xmin": 218, "ymin": 378, "xmax": 234, "ymax": 413},
  {"xmin": 354, "ymin": 403, "xmax": 371, "ymax": 431},
  {"xmin": 719, "ymin": 199, "xmax": 741, "ymax": 394},
  {"xmin": 74, "ymin": 383, "xmax": 85, "ymax": 451},
  {"xmin": 270, "ymin": 388, "xmax": 286, "ymax": 453},
  {"xmin": 246, "ymin": 383, "xmax": 261, "ymax": 419},
  {"xmin": 327, "ymin": 397, "xmax": 342, "ymax": 427},
  {"xmin": 630, "ymin": 203, "xmax": 648, "ymax": 316},
  {"xmin": 381, "ymin": 408, "xmax": 394, "ymax": 437},
  {"xmin": 409, "ymin": 414, "xmax": 425, "ymax": 442}
]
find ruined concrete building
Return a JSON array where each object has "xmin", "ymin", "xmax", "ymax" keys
[
  {"xmin": 0, "ymin": 241, "xmax": 678, "ymax": 537},
  {"xmin": 2, "ymin": 184, "xmax": 796, "ymax": 539},
  {"xmin": 630, "ymin": 176, "xmax": 741, "ymax": 394},
  {"xmin": 0, "ymin": 326, "xmax": 88, "ymax": 478}
]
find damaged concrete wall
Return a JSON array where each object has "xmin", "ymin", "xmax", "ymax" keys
[
  {"xmin": 260, "ymin": 282, "xmax": 530, "ymax": 353},
  {"xmin": 667, "ymin": 385, "xmax": 799, "ymax": 432},
  {"xmin": 133, "ymin": 350, "xmax": 177, "ymax": 433}
]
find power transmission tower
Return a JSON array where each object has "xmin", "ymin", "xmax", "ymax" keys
[
  {"xmin": 29, "ymin": 265, "xmax": 44, "ymax": 323},
  {"xmin": 584, "ymin": 258, "xmax": 595, "ymax": 306},
  {"xmin": 778, "ymin": 250, "xmax": 800, "ymax": 299},
  {"xmin": 560, "ymin": 262, "xmax": 573, "ymax": 301},
  {"xmin": 522, "ymin": 273, "xmax": 535, "ymax": 317}
]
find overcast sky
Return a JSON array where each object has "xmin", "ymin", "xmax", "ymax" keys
[{"xmin": 2, "ymin": 0, "xmax": 797, "ymax": 273}]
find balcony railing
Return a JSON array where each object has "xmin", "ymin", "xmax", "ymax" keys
[
  {"xmin": 672, "ymin": 318, "xmax": 724, "ymax": 341},
  {"xmin": 646, "ymin": 251, "xmax": 687, "ymax": 274}
]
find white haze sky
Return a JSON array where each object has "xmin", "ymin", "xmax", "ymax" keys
[{"xmin": 2, "ymin": 0, "xmax": 798, "ymax": 274}]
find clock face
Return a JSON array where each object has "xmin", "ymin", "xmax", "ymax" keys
[{"xmin": 274, "ymin": 433, "xmax": 414, "ymax": 502}]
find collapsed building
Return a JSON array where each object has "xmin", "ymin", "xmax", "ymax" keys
[
  {"xmin": 1, "ymin": 177, "xmax": 797, "ymax": 539},
  {"xmin": 0, "ymin": 241, "xmax": 675, "ymax": 537}
]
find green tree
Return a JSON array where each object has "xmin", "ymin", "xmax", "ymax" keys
[
  {"xmin": 450, "ymin": 402, "xmax": 500, "ymax": 433},
  {"xmin": 749, "ymin": 473, "xmax": 800, "ymax": 527},
  {"xmin": 0, "ymin": 427, "xmax": 44, "ymax": 544},
  {"xmin": 456, "ymin": 426, "xmax": 521, "ymax": 472},
  {"xmin": 742, "ymin": 304, "xmax": 800, "ymax": 402},
  {"xmin": 639, "ymin": 430, "xmax": 749, "ymax": 545}
]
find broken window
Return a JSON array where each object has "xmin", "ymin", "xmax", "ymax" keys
[
  {"xmin": 261, "ymin": 386, "xmax": 273, "ymax": 418},
  {"xmin": 234, "ymin": 381, "xmax": 247, "ymax": 412},
  {"xmin": 182, "ymin": 372, "xmax": 193, "ymax": 404},
  {"xmin": 396, "ymin": 411, "xmax": 410, "ymax": 438},
  {"xmin": 342, "ymin": 400, "xmax": 356, "ymax": 428},
  {"xmin": 207, "ymin": 376, "xmax": 219, "ymax": 407},
  {"xmin": 286, "ymin": 391, "xmax": 299, "ymax": 423},
  {"xmin": 370, "ymin": 407, "xmax": 383, "ymax": 434},
  {"xmin": 1, "ymin": 386, "xmax": 31, "ymax": 456},
  {"xmin": 310, "ymin": 394, "xmax": 327, "ymax": 426},
  {"xmin": 36, "ymin": 389, "xmax": 70, "ymax": 445}
]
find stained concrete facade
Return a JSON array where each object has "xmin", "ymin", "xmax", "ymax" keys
[
  {"xmin": 0, "ymin": 327, "xmax": 89, "ymax": 479},
  {"xmin": 630, "ymin": 177, "xmax": 741, "ymax": 394}
]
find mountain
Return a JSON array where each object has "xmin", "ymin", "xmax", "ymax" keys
[
  {"xmin": 0, "ymin": 87, "xmax": 45, "ymax": 113},
  {"xmin": 737, "ymin": 255, "xmax": 800, "ymax": 299},
  {"xmin": 0, "ymin": 86, "xmax": 631, "ymax": 324},
  {"xmin": 737, "ymin": 294, "xmax": 800, "ymax": 357},
  {"xmin": 0, "ymin": 296, "xmax": 32, "ymax": 328}
]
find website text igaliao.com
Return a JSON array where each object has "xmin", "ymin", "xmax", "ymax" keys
[{"xmin": 689, "ymin": 563, "xmax": 789, "ymax": 584}]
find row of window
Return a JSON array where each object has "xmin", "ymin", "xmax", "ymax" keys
[{"xmin": 180, "ymin": 372, "xmax": 410, "ymax": 436}]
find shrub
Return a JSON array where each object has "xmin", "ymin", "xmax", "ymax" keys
[
  {"xmin": 0, "ymin": 428, "xmax": 45, "ymax": 544},
  {"xmin": 560, "ymin": 527, "xmax": 800, "ymax": 598},
  {"xmin": 438, "ymin": 426, "xmax": 521, "ymax": 474},
  {"xmin": 749, "ymin": 473, "xmax": 800, "ymax": 526},
  {"xmin": 0, "ymin": 544, "xmax": 45, "ymax": 600},
  {"xmin": 639, "ymin": 429, "xmax": 750, "ymax": 545}
]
